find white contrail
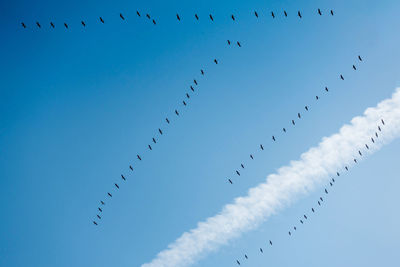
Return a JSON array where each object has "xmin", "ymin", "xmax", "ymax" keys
[{"xmin": 142, "ymin": 88, "xmax": 400, "ymax": 267}]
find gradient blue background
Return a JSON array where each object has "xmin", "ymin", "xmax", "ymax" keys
[{"xmin": 1, "ymin": 0, "xmax": 400, "ymax": 266}]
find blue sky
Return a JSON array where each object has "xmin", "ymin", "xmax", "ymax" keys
[{"xmin": 1, "ymin": 0, "xmax": 400, "ymax": 266}]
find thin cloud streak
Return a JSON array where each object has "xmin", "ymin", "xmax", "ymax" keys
[{"xmin": 142, "ymin": 88, "xmax": 400, "ymax": 267}]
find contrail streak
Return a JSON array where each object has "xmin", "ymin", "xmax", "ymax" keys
[{"xmin": 142, "ymin": 88, "xmax": 400, "ymax": 267}]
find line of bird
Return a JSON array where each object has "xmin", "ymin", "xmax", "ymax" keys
[
  {"xmin": 234, "ymin": 119, "xmax": 386, "ymax": 266},
  {"xmin": 228, "ymin": 55, "xmax": 363, "ymax": 184},
  {"xmin": 227, "ymin": 55, "xmax": 364, "ymax": 186},
  {"xmin": 20, "ymin": 8, "xmax": 334, "ymax": 29},
  {"xmin": 92, "ymin": 58, "xmax": 220, "ymax": 225}
]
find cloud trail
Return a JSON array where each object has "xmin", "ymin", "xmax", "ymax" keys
[{"xmin": 142, "ymin": 88, "xmax": 400, "ymax": 267}]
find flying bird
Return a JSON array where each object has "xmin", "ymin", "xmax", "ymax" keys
[
  {"xmin": 97, "ymin": 215, "xmax": 101, "ymax": 219},
  {"xmin": 381, "ymin": 119, "xmax": 385, "ymax": 125},
  {"xmin": 289, "ymin": 231, "xmax": 291, "ymax": 236},
  {"xmin": 371, "ymin": 137, "xmax": 375, "ymax": 143},
  {"xmin": 337, "ymin": 172, "xmax": 340, "ymax": 176},
  {"xmin": 120, "ymin": 13, "xmax": 125, "ymax": 20},
  {"xmin": 201, "ymin": 69, "xmax": 204, "ymax": 75},
  {"xmin": 100, "ymin": 201, "xmax": 105, "ymax": 205},
  {"xmin": 304, "ymin": 215, "xmax": 308, "ymax": 219},
  {"xmin": 312, "ymin": 208, "xmax": 315, "ymax": 212},
  {"xmin": 108, "ymin": 192, "xmax": 112, "ymax": 197},
  {"xmin": 271, "ymin": 12, "xmax": 275, "ymax": 18},
  {"xmin": 330, "ymin": 10, "xmax": 334, "ymax": 16},
  {"xmin": 241, "ymin": 164, "xmax": 245, "ymax": 169},
  {"xmin": 99, "ymin": 17, "xmax": 104, "ymax": 23},
  {"xmin": 300, "ymin": 219, "xmax": 303, "ymax": 224},
  {"xmin": 166, "ymin": 118, "xmax": 170, "ymax": 124},
  {"xmin": 316, "ymin": 96, "xmax": 319, "ymax": 100},
  {"xmin": 194, "ymin": 79, "xmax": 198, "ymax": 85},
  {"xmin": 93, "ymin": 221, "xmax": 98, "ymax": 225},
  {"xmin": 214, "ymin": 59, "xmax": 218, "ymax": 64},
  {"xmin": 36, "ymin": 22, "xmax": 41, "ymax": 28},
  {"xmin": 325, "ymin": 188, "xmax": 328, "ymax": 194},
  {"xmin": 244, "ymin": 255, "xmax": 248, "ymax": 259},
  {"xmin": 250, "ymin": 154, "xmax": 254, "ymax": 160},
  {"xmin": 81, "ymin": 21, "xmax": 86, "ymax": 27},
  {"xmin": 359, "ymin": 150, "xmax": 362, "ymax": 156},
  {"xmin": 231, "ymin": 14, "xmax": 235, "ymax": 21},
  {"xmin": 115, "ymin": 183, "xmax": 119, "ymax": 189},
  {"xmin": 149, "ymin": 144, "xmax": 153, "ymax": 150},
  {"xmin": 365, "ymin": 144, "xmax": 369, "ymax": 149},
  {"xmin": 146, "ymin": 14, "xmax": 150, "ymax": 19},
  {"xmin": 176, "ymin": 14, "xmax": 181, "ymax": 21},
  {"xmin": 190, "ymin": 86, "xmax": 195, "ymax": 92},
  {"xmin": 64, "ymin": 23, "xmax": 68, "ymax": 28},
  {"xmin": 260, "ymin": 248, "xmax": 263, "ymax": 253},
  {"xmin": 298, "ymin": 113, "xmax": 301, "ymax": 118},
  {"xmin": 332, "ymin": 178, "xmax": 335, "ymax": 182},
  {"xmin": 318, "ymin": 201, "xmax": 321, "ymax": 206},
  {"xmin": 292, "ymin": 120, "xmax": 295, "ymax": 125},
  {"xmin": 227, "ymin": 40, "xmax": 231, "ymax": 45},
  {"xmin": 354, "ymin": 158, "xmax": 358, "ymax": 163},
  {"xmin": 325, "ymin": 87, "xmax": 329, "ymax": 92},
  {"xmin": 254, "ymin": 11, "xmax": 259, "ymax": 18},
  {"xmin": 260, "ymin": 144, "xmax": 264, "ymax": 150},
  {"xmin": 375, "ymin": 132, "xmax": 379, "ymax": 138},
  {"xmin": 298, "ymin": 11, "xmax": 302, "ymax": 18},
  {"xmin": 237, "ymin": 41, "xmax": 241, "ymax": 47},
  {"xmin": 121, "ymin": 174, "xmax": 126, "ymax": 180},
  {"xmin": 294, "ymin": 226, "xmax": 297, "ymax": 230},
  {"xmin": 345, "ymin": 166, "xmax": 349, "ymax": 171},
  {"xmin": 137, "ymin": 154, "xmax": 142, "ymax": 160},
  {"xmin": 21, "ymin": 22, "xmax": 26, "ymax": 28},
  {"xmin": 175, "ymin": 109, "xmax": 179, "ymax": 116},
  {"xmin": 209, "ymin": 14, "xmax": 214, "ymax": 21},
  {"xmin": 353, "ymin": 65, "xmax": 357, "ymax": 70},
  {"xmin": 129, "ymin": 165, "xmax": 133, "ymax": 171},
  {"xmin": 318, "ymin": 9, "xmax": 322, "ymax": 15},
  {"xmin": 320, "ymin": 197, "xmax": 324, "ymax": 201},
  {"xmin": 283, "ymin": 128, "xmax": 286, "ymax": 133},
  {"xmin": 284, "ymin": 10, "xmax": 288, "ymax": 17},
  {"xmin": 305, "ymin": 106, "xmax": 309, "ymax": 111},
  {"xmin": 195, "ymin": 14, "xmax": 199, "ymax": 20},
  {"xmin": 228, "ymin": 179, "xmax": 233, "ymax": 184},
  {"xmin": 358, "ymin": 55, "xmax": 363, "ymax": 61},
  {"xmin": 152, "ymin": 19, "xmax": 156, "ymax": 25},
  {"xmin": 236, "ymin": 260, "xmax": 241, "ymax": 265},
  {"xmin": 98, "ymin": 207, "xmax": 103, "ymax": 212},
  {"xmin": 186, "ymin": 93, "xmax": 190, "ymax": 99},
  {"xmin": 152, "ymin": 138, "xmax": 157, "ymax": 143},
  {"xmin": 272, "ymin": 136, "xmax": 276, "ymax": 141},
  {"xmin": 330, "ymin": 182, "xmax": 333, "ymax": 186},
  {"xmin": 340, "ymin": 75, "xmax": 344, "ymax": 80},
  {"xmin": 136, "ymin": 11, "xmax": 141, "ymax": 17},
  {"xmin": 236, "ymin": 170, "xmax": 240, "ymax": 176}
]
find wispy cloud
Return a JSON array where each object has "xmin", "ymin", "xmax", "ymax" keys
[{"xmin": 142, "ymin": 88, "xmax": 400, "ymax": 267}]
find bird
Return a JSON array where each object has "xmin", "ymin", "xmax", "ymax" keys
[
  {"xmin": 50, "ymin": 22, "xmax": 55, "ymax": 28},
  {"xmin": 365, "ymin": 144, "xmax": 369, "ymax": 149},
  {"xmin": 345, "ymin": 166, "xmax": 349, "ymax": 171},
  {"xmin": 260, "ymin": 248, "xmax": 263, "ymax": 253},
  {"xmin": 254, "ymin": 11, "xmax": 259, "ymax": 18},
  {"xmin": 186, "ymin": 93, "xmax": 190, "ymax": 99},
  {"xmin": 325, "ymin": 188, "xmax": 328, "ymax": 194},
  {"xmin": 129, "ymin": 165, "xmax": 133, "ymax": 171},
  {"xmin": 353, "ymin": 65, "xmax": 357, "ymax": 70},
  {"xmin": 214, "ymin": 59, "xmax": 218, "ymax": 64},
  {"xmin": 64, "ymin": 23, "xmax": 68, "ymax": 28},
  {"xmin": 121, "ymin": 174, "xmax": 126, "ymax": 180},
  {"xmin": 241, "ymin": 164, "xmax": 245, "ymax": 169},
  {"xmin": 298, "ymin": 113, "xmax": 301, "ymax": 118},
  {"xmin": 284, "ymin": 10, "xmax": 288, "ymax": 17},
  {"xmin": 250, "ymin": 154, "xmax": 254, "ymax": 160},
  {"xmin": 115, "ymin": 183, "xmax": 119, "ymax": 189},
  {"xmin": 81, "ymin": 21, "xmax": 86, "ymax": 27},
  {"xmin": 298, "ymin": 11, "xmax": 302, "ymax": 18},
  {"xmin": 260, "ymin": 144, "xmax": 264, "ymax": 150},
  {"xmin": 269, "ymin": 240, "xmax": 273, "ymax": 245},
  {"xmin": 227, "ymin": 40, "xmax": 231, "ymax": 45},
  {"xmin": 100, "ymin": 201, "xmax": 105, "ymax": 205},
  {"xmin": 371, "ymin": 137, "xmax": 375, "ymax": 143},
  {"xmin": 304, "ymin": 215, "xmax": 308, "ymax": 219},
  {"xmin": 195, "ymin": 14, "xmax": 199, "ymax": 20},
  {"xmin": 183, "ymin": 101, "xmax": 187, "ymax": 106},
  {"xmin": 93, "ymin": 221, "xmax": 98, "ymax": 225},
  {"xmin": 21, "ymin": 22, "xmax": 27, "ymax": 28},
  {"xmin": 320, "ymin": 197, "xmax": 324, "ymax": 202},
  {"xmin": 292, "ymin": 120, "xmax": 295, "ymax": 125},
  {"xmin": 325, "ymin": 87, "xmax": 329, "ymax": 92},
  {"xmin": 152, "ymin": 138, "xmax": 157, "ymax": 143},
  {"xmin": 272, "ymin": 136, "xmax": 276, "ymax": 141},
  {"xmin": 201, "ymin": 69, "xmax": 204, "ymax": 75},
  {"xmin": 136, "ymin": 11, "xmax": 141, "ymax": 17},
  {"xmin": 318, "ymin": 201, "xmax": 321, "ymax": 206},
  {"xmin": 98, "ymin": 207, "xmax": 103, "ymax": 212},
  {"xmin": 148, "ymin": 144, "xmax": 153, "ymax": 150},
  {"xmin": 381, "ymin": 119, "xmax": 385, "ymax": 125},
  {"xmin": 97, "ymin": 215, "xmax": 101, "ymax": 219},
  {"xmin": 316, "ymin": 96, "xmax": 319, "ymax": 100},
  {"xmin": 305, "ymin": 106, "xmax": 309, "ymax": 111},
  {"xmin": 359, "ymin": 150, "xmax": 362, "ymax": 156},
  {"xmin": 236, "ymin": 260, "xmax": 241, "ymax": 265},
  {"xmin": 108, "ymin": 192, "xmax": 112, "ymax": 197},
  {"xmin": 289, "ymin": 231, "xmax": 291, "ymax": 236},
  {"xmin": 318, "ymin": 8, "xmax": 322, "ymax": 15},
  {"xmin": 99, "ymin": 17, "xmax": 105, "ymax": 23},
  {"xmin": 152, "ymin": 19, "xmax": 156, "ymax": 25},
  {"xmin": 271, "ymin": 12, "xmax": 275, "ymax": 18},
  {"xmin": 337, "ymin": 172, "xmax": 340, "ymax": 176},
  {"xmin": 231, "ymin": 14, "xmax": 235, "ymax": 21},
  {"xmin": 176, "ymin": 14, "xmax": 181, "ymax": 21},
  {"xmin": 137, "ymin": 154, "xmax": 142, "ymax": 160},
  {"xmin": 340, "ymin": 75, "xmax": 344, "ymax": 80},
  {"xmin": 300, "ymin": 220, "xmax": 304, "ymax": 224},
  {"xmin": 120, "ymin": 13, "xmax": 125, "ymax": 20},
  {"xmin": 190, "ymin": 86, "xmax": 195, "ymax": 92},
  {"xmin": 36, "ymin": 22, "xmax": 41, "ymax": 28},
  {"xmin": 375, "ymin": 132, "xmax": 379, "ymax": 138},
  {"xmin": 166, "ymin": 118, "xmax": 170, "ymax": 124},
  {"xmin": 283, "ymin": 128, "xmax": 286, "ymax": 133},
  {"xmin": 175, "ymin": 109, "xmax": 179, "ymax": 116},
  {"xmin": 228, "ymin": 179, "xmax": 233, "ymax": 184},
  {"xmin": 194, "ymin": 79, "xmax": 198, "ymax": 85},
  {"xmin": 330, "ymin": 10, "xmax": 334, "ymax": 16},
  {"xmin": 237, "ymin": 41, "xmax": 241, "ymax": 47},
  {"xmin": 358, "ymin": 55, "xmax": 363, "ymax": 61},
  {"xmin": 244, "ymin": 255, "xmax": 248, "ymax": 259},
  {"xmin": 146, "ymin": 14, "xmax": 151, "ymax": 19},
  {"xmin": 209, "ymin": 14, "xmax": 214, "ymax": 21},
  {"xmin": 294, "ymin": 226, "xmax": 297, "ymax": 230},
  {"xmin": 354, "ymin": 158, "xmax": 358, "ymax": 163},
  {"xmin": 312, "ymin": 208, "xmax": 315, "ymax": 212},
  {"xmin": 236, "ymin": 170, "xmax": 240, "ymax": 176}
]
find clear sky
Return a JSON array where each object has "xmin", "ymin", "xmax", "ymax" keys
[{"xmin": 1, "ymin": 0, "xmax": 400, "ymax": 266}]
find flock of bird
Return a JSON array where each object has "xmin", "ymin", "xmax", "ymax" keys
[
  {"xmin": 227, "ymin": 55, "xmax": 364, "ymax": 185},
  {"xmin": 88, "ymin": 8, "xmax": 339, "ymax": 227},
  {"xmin": 20, "ymin": 8, "xmax": 335, "ymax": 30},
  {"xmin": 235, "ymin": 119, "xmax": 386, "ymax": 265}
]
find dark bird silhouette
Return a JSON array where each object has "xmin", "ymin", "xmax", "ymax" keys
[
  {"xmin": 121, "ymin": 174, "xmax": 126, "ymax": 180},
  {"xmin": 325, "ymin": 87, "xmax": 329, "ymax": 92},
  {"xmin": 108, "ymin": 192, "xmax": 112, "ymax": 197},
  {"xmin": 186, "ymin": 93, "xmax": 190, "ymax": 99},
  {"xmin": 231, "ymin": 14, "xmax": 235, "ymax": 21},
  {"xmin": 120, "ymin": 13, "xmax": 125, "ymax": 20},
  {"xmin": 365, "ymin": 144, "xmax": 369, "ymax": 149},
  {"xmin": 228, "ymin": 179, "xmax": 233, "ymax": 184},
  {"xmin": 175, "ymin": 109, "xmax": 179, "ymax": 116},
  {"xmin": 254, "ymin": 11, "xmax": 259, "ymax": 18},
  {"xmin": 244, "ymin": 255, "xmax": 248, "ymax": 259},
  {"xmin": 152, "ymin": 19, "xmax": 156, "ymax": 25},
  {"xmin": 50, "ymin": 22, "xmax": 55, "ymax": 28},
  {"xmin": 271, "ymin": 12, "xmax": 275, "ymax": 18},
  {"xmin": 209, "ymin": 14, "xmax": 214, "ymax": 21},
  {"xmin": 236, "ymin": 170, "xmax": 240, "ymax": 176},
  {"xmin": 227, "ymin": 40, "xmax": 231, "ymax": 45},
  {"xmin": 129, "ymin": 165, "xmax": 133, "ymax": 171},
  {"xmin": 194, "ymin": 79, "xmax": 198, "ymax": 85},
  {"xmin": 354, "ymin": 158, "xmax": 358, "ymax": 163},
  {"xmin": 241, "ymin": 164, "xmax": 245, "ymax": 169},
  {"xmin": 177, "ymin": 14, "xmax": 181, "ymax": 21},
  {"xmin": 201, "ymin": 69, "xmax": 204, "ymax": 75},
  {"xmin": 183, "ymin": 101, "xmax": 187, "ymax": 106},
  {"xmin": 312, "ymin": 208, "xmax": 315, "ymax": 212},
  {"xmin": 371, "ymin": 137, "xmax": 375, "ymax": 143},
  {"xmin": 272, "ymin": 136, "xmax": 276, "ymax": 141},
  {"xmin": 359, "ymin": 150, "xmax": 362, "ymax": 156},
  {"xmin": 330, "ymin": 10, "xmax": 334, "ymax": 16},
  {"xmin": 316, "ymin": 96, "xmax": 319, "ymax": 100},
  {"xmin": 294, "ymin": 226, "xmax": 297, "ymax": 230},
  {"xmin": 304, "ymin": 215, "xmax": 308, "ymax": 219},
  {"xmin": 148, "ymin": 144, "xmax": 153, "ymax": 150},
  {"xmin": 36, "ymin": 22, "xmax": 41, "ymax": 28},
  {"xmin": 318, "ymin": 9, "xmax": 322, "ymax": 15},
  {"xmin": 353, "ymin": 65, "xmax": 357, "ymax": 70},
  {"xmin": 292, "ymin": 120, "xmax": 295, "ymax": 125},
  {"xmin": 269, "ymin": 240, "xmax": 273, "ymax": 245},
  {"xmin": 136, "ymin": 11, "xmax": 141, "ymax": 17},
  {"xmin": 320, "ymin": 197, "xmax": 323, "ymax": 201},
  {"xmin": 298, "ymin": 113, "xmax": 301, "ymax": 118},
  {"xmin": 166, "ymin": 118, "xmax": 170, "ymax": 124},
  {"xmin": 250, "ymin": 154, "xmax": 254, "ymax": 160},
  {"xmin": 340, "ymin": 75, "xmax": 344, "ymax": 80},
  {"xmin": 283, "ymin": 128, "xmax": 286, "ymax": 133},
  {"xmin": 190, "ymin": 86, "xmax": 195, "ymax": 92},
  {"xmin": 146, "ymin": 14, "xmax": 150, "ymax": 19},
  {"xmin": 298, "ymin": 11, "xmax": 302, "ymax": 18},
  {"xmin": 330, "ymin": 182, "xmax": 333, "ymax": 186},
  {"xmin": 325, "ymin": 188, "xmax": 328, "ymax": 194},
  {"xmin": 284, "ymin": 10, "xmax": 288, "ymax": 17},
  {"xmin": 137, "ymin": 154, "xmax": 142, "ymax": 160},
  {"xmin": 375, "ymin": 132, "xmax": 379, "ymax": 138},
  {"xmin": 100, "ymin": 17, "xmax": 104, "ymax": 23},
  {"xmin": 260, "ymin": 144, "xmax": 264, "ymax": 150},
  {"xmin": 381, "ymin": 119, "xmax": 385, "ymax": 125},
  {"xmin": 305, "ymin": 106, "xmax": 309, "ymax": 111},
  {"xmin": 345, "ymin": 166, "xmax": 349, "ymax": 171},
  {"xmin": 332, "ymin": 178, "xmax": 335, "ymax": 182},
  {"xmin": 358, "ymin": 55, "xmax": 363, "ymax": 61},
  {"xmin": 115, "ymin": 183, "xmax": 119, "ymax": 189},
  {"xmin": 64, "ymin": 23, "xmax": 69, "ymax": 28},
  {"xmin": 97, "ymin": 215, "xmax": 101, "ymax": 219},
  {"xmin": 152, "ymin": 138, "xmax": 157, "ymax": 143},
  {"xmin": 318, "ymin": 201, "xmax": 321, "ymax": 206},
  {"xmin": 337, "ymin": 172, "xmax": 340, "ymax": 176},
  {"xmin": 289, "ymin": 231, "xmax": 291, "ymax": 236},
  {"xmin": 93, "ymin": 221, "xmax": 98, "ymax": 225},
  {"xmin": 21, "ymin": 22, "xmax": 26, "ymax": 28},
  {"xmin": 260, "ymin": 248, "xmax": 263, "ymax": 253},
  {"xmin": 195, "ymin": 14, "xmax": 199, "ymax": 20},
  {"xmin": 98, "ymin": 207, "xmax": 103, "ymax": 212},
  {"xmin": 100, "ymin": 201, "xmax": 105, "ymax": 205},
  {"xmin": 81, "ymin": 21, "xmax": 86, "ymax": 27},
  {"xmin": 214, "ymin": 59, "xmax": 218, "ymax": 64},
  {"xmin": 236, "ymin": 260, "xmax": 241, "ymax": 265},
  {"xmin": 237, "ymin": 41, "xmax": 241, "ymax": 47}
]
